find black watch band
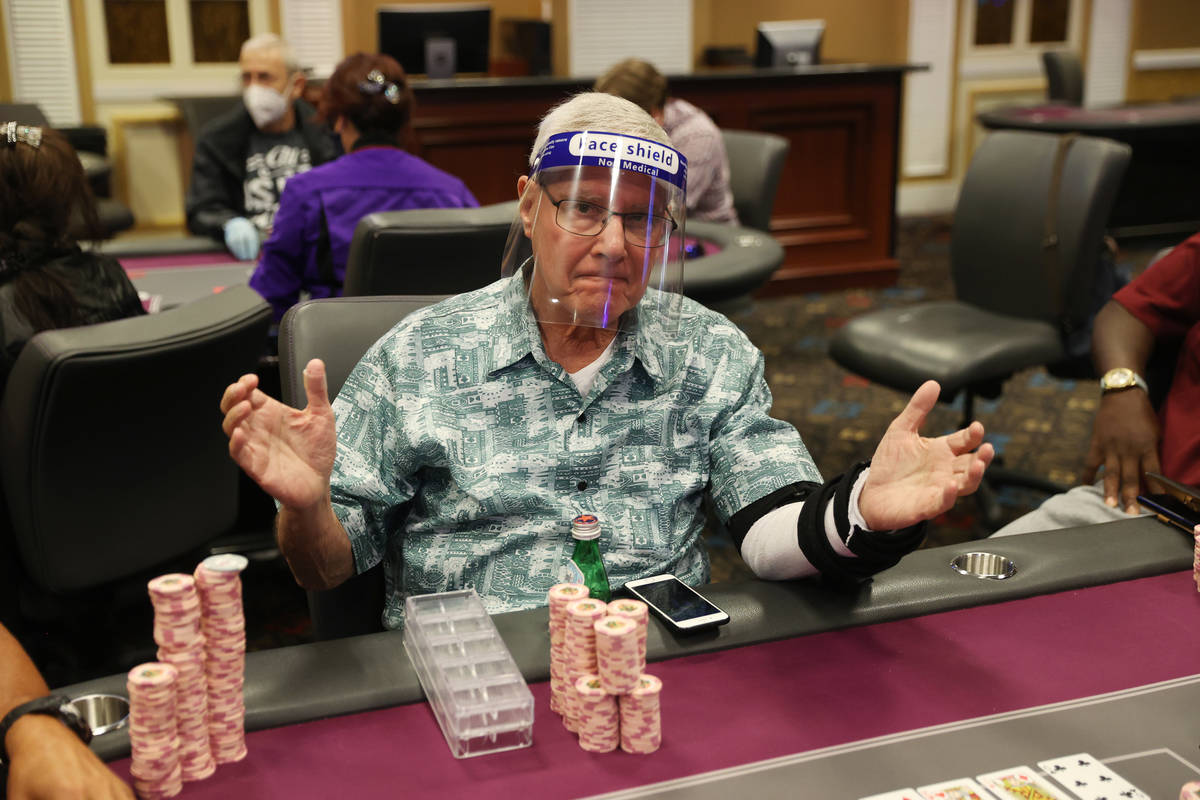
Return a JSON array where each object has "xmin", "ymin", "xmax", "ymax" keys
[{"xmin": 0, "ymin": 694, "xmax": 92, "ymax": 764}]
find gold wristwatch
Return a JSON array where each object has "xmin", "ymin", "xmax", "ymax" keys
[{"xmin": 1099, "ymin": 367, "xmax": 1148, "ymax": 394}]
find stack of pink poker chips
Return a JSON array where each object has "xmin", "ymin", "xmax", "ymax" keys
[
  {"xmin": 147, "ymin": 574, "xmax": 214, "ymax": 781},
  {"xmin": 193, "ymin": 554, "xmax": 249, "ymax": 764},
  {"xmin": 594, "ymin": 616, "xmax": 640, "ymax": 694},
  {"xmin": 545, "ymin": 587, "xmax": 662, "ymax": 754},
  {"xmin": 548, "ymin": 583, "xmax": 591, "ymax": 715},
  {"xmin": 563, "ymin": 598, "xmax": 607, "ymax": 731},
  {"xmin": 574, "ymin": 674, "xmax": 620, "ymax": 752},
  {"xmin": 1193, "ymin": 528, "xmax": 1200, "ymax": 591},
  {"xmin": 127, "ymin": 663, "xmax": 182, "ymax": 799},
  {"xmin": 618, "ymin": 675, "xmax": 663, "ymax": 754},
  {"xmin": 606, "ymin": 599, "xmax": 648, "ymax": 664}
]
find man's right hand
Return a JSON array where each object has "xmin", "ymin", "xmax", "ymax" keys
[
  {"xmin": 220, "ymin": 358, "xmax": 336, "ymax": 512},
  {"xmin": 1082, "ymin": 388, "xmax": 1162, "ymax": 514}
]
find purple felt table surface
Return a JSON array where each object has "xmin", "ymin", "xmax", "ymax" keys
[
  {"xmin": 110, "ymin": 572, "xmax": 1200, "ymax": 798},
  {"xmin": 986, "ymin": 102, "xmax": 1200, "ymax": 127}
]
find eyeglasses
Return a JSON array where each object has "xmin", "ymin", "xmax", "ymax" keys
[{"xmin": 541, "ymin": 186, "xmax": 676, "ymax": 248}]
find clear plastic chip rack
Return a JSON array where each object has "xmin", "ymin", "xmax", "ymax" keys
[{"xmin": 403, "ymin": 589, "xmax": 534, "ymax": 758}]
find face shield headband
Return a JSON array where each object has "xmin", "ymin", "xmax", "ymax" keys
[{"xmin": 499, "ymin": 130, "xmax": 689, "ymax": 334}]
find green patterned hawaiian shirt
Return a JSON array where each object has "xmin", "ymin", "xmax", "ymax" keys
[{"xmin": 330, "ymin": 275, "xmax": 820, "ymax": 628}]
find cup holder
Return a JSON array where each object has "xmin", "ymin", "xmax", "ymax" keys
[
  {"xmin": 950, "ymin": 552, "xmax": 1016, "ymax": 580},
  {"xmin": 68, "ymin": 693, "xmax": 129, "ymax": 737}
]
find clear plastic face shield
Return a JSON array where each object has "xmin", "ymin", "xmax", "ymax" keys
[{"xmin": 500, "ymin": 130, "xmax": 688, "ymax": 334}]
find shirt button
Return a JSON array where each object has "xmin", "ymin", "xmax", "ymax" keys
[{"xmin": 577, "ymin": 481, "xmax": 588, "ymax": 491}]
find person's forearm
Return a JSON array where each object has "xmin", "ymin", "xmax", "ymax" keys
[
  {"xmin": 0, "ymin": 624, "xmax": 50, "ymax": 721},
  {"xmin": 276, "ymin": 499, "xmax": 356, "ymax": 591},
  {"xmin": 1092, "ymin": 300, "xmax": 1155, "ymax": 375}
]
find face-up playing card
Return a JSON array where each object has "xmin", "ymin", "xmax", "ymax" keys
[
  {"xmin": 1036, "ymin": 753, "xmax": 1150, "ymax": 800},
  {"xmin": 858, "ymin": 791, "xmax": 925, "ymax": 800},
  {"xmin": 916, "ymin": 777, "xmax": 996, "ymax": 800},
  {"xmin": 976, "ymin": 766, "xmax": 1071, "ymax": 800}
]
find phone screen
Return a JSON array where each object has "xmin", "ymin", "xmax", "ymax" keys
[{"xmin": 630, "ymin": 578, "xmax": 723, "ymax": 622}]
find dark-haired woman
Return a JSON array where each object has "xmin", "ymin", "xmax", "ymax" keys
[
  {"xmin": 0, "ymin": 123, "xmax": 144, "ymax": 396},
  {"xmin": 249, "ymin": 53, "xmax": 478, "ymax": 320}
]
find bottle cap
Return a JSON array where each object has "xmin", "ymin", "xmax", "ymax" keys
[{"xmin": 571, "ymin": 513, "xmax": 600, "ymax": 540}]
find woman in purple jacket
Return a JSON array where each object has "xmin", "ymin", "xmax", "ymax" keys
[{"xmin": 249, "ymin": 53, "xmax": 478, "ymax": 320}]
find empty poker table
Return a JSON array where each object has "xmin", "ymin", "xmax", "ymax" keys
[
  {"xmin": 61, "ymin": 516, "xmax": 1198, "ymax": 798},
  {"xmin": 977, "ymin": 101, "xmax": 1200, "ymax": 238}
]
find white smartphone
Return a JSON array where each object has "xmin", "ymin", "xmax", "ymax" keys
[{"xmin": 622, "ymin": 574, "xmax": 730, "ymax": 632}]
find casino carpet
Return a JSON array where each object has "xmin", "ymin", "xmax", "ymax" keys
[{"xmin": 69, "ymin": 217, "xmax": 1164, "ymax": 676}]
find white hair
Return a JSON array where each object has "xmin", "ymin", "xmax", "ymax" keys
[
  {"xmin": 529, "ymin": 92, "xmax": 671, "ymax": 166},
  {"xmin": 240, "ymin": 33, "xmax": 300, "ymax": 75}
]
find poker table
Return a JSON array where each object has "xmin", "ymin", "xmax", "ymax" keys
[
  {"xmin": 58, "ymin": 516, "xmax": 1200, "ymax": 798},
  {"xmin": 120, "ymin": 253, "xmax": 254, "ymax": 312},
  {"xmin": 977, "ymin": 101, "xmax": 1200, "ymax": 239}
]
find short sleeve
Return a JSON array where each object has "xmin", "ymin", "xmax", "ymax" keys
[
  {"xmin": 329, "ymin": 332, "xmax": 422, "ymax": 574},
  {"xmin": 1114, "ymin": 234, "xmax": 1200, "ymax": 341},
  {"xmin": 706, "ymin": 333, "xmax": 822, "ymax": 523}
]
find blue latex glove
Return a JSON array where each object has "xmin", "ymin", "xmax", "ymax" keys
[{"xmin": 223, "ymin": 217, "xmax": 261, "ymax": 261}]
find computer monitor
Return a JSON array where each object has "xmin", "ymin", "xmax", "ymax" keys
[
  {"xmin": 755, "ymin": 19, "xmax": 825, "ymax": 68},
  {"xmin": 378, "ymin": 3, "xmax": 492, "ymax": 79}
]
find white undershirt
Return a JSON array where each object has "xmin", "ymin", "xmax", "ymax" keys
[
  {"xmin": 569, "ymin": 343, "xmax": 877, "ymax": 581},
  {"xmin": 566, "ymin": 338, "xmax": 617, "ymax": 395},
  {"xmin": 739, "ymin": 469, "xmax": 875, "ymax": 580}
]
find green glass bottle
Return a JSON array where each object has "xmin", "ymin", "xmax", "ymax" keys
[{"xmin": 568, "ymin": 513, "xmax": 611, "ymax": 602}]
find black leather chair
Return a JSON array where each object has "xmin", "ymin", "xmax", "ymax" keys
[
  {"xmin": 0, "ymin": 286, "xmax": 272, "ymax": 678},
  {"xmin": 829, "ymin": 130, "xmax": 1130, "ymax": 527},
  {"xmin": 1042, "ymin": 51, "xmax": 1085, "ymax": 106},
  {"xmin": 279, "ymin": 295, "xmax": 448, "ymax": 640},
  {"xmin": 721, "ymin": 129, "xmax": 790, "ymax": 232},
  {"xmin": 342, "ymin": 202, "xmax": 517, "ymax": 296},
  {"xmin": 0, "ymin": 103, "xmax": 136, "ymax": 238}
]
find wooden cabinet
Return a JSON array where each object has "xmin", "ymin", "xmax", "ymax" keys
[{"xmin": 409, "ymin": 65, "xmax": 914, "ymax": 294}]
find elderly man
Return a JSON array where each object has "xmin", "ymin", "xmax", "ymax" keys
[
  {"xmin": 186, "ymin": 33, "xmax": 339, "ymax": 261},
  {"xmin": 220, "ymin": 93, "xmax": 993, "ymax": 627}
]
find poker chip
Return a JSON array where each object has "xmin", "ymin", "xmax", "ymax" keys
[
  {"xmin": 127, "ymin": 662, "xmax": 183, "ymax": 797},
  {"xmin": 1181, "ymin": 780, "xmax": 1200, "ymax": 800},
  {"xmin": 619, "ymin": 674, "xmax": 663, "ymax": 754},
  {"xmin": 548, "ymin": 584, "xmax": 588, "ymax": 717},
  {"xmin": 594, "ymin": 616, "xmax": 641, "ymax": 695},
  {"xmin": 1192, "ymin": 527, "xmax": 1200, "ymax": 592},
  {"xmin": 574, "ymin": 674, "xmax": 619, "ymax": 752}
]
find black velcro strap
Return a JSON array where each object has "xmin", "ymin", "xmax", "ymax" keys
[
  {"xmin": 796, "ymin": 461, "xmax": 927, "ymax": 587},
  {"xmin": 726, "ymin": 481, "xmax": 820, "ymax": 549}
]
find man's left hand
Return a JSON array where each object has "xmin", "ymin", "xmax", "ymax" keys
[{"xmin": 858, "ymin": 381, "xmax": 994, "ymax": 531}]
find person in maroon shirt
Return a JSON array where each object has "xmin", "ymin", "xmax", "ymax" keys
[{"xmin": 994, "ymin": 232, "xmax": 1200, "ymax": 535}]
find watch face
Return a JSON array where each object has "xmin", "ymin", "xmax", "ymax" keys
[{"xmin": 1103, "ymin": 368, "xmax": 1135, "ymax": 389}]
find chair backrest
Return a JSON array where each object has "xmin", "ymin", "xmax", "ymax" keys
[
  {"xmin": 0, "ymin": 286, "xmax": 272, "ymax": 594},
  {"xmin": 278, "ymin": 294, "xmax": 446, "ymax": 640},
  {"xmin": 951, "ymin": 130, "xmax": 1130, "ymax": 329},
  {"xmin": 342, "ymin": 202, "xmax": 517, "ymax": 297},
  {"xmin": 168, "ymin": 95, "xmax": 241, "ymax": 141},
  {"xmin": 0, "ymin": 103, "xmax": 50, "ymax": 127},
  {"xmin": 1042, "ymin": 50, "xmax": 1084, "ymax": 106},
  {"xmin": 720, "ymin": 129, "xmax": 790, "ymax": 231}
]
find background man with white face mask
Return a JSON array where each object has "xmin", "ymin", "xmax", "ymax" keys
[{"xmin": 186, "ymin": 33, "xmax": 340, "ymax": 261}]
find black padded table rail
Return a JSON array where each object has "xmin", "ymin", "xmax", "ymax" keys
[{"xmin": 61, "ymin": 516, "xmax": 1189, "ymax": 761}]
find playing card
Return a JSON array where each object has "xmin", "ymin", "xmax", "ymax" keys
[
  {"xmin": 859, "ymin": 791, "xmax": 924, "ymax": 800},
  {"xmin": 1037, "ymin": 753, "xmax": 1150, "ymax": 800},
  {"xmin": 917, "ymin": 777, "xmax": 996, "ymax": 800},
  {"xmin": 976, "ymin": 766, "xmax": 1071, "ymax": 800}
]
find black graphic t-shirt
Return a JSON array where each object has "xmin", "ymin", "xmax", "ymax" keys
[{"xmin": 243, "ymin": 128, "xmax": 312, "ymax": 234}]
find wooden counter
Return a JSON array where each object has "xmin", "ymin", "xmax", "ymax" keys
[{"xmin": 408, "ymin": 64, "xmax": 919, "ymax": 294}]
